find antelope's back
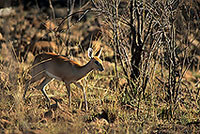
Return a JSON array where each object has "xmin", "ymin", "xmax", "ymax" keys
[
  {"xmin": 31, "ymin": 53, "xmax": 72, "ymax": 76},
  {"xmin": 30, "ymin": 53, "xmax": 57, "ymax": 76},
  {"xmin": 33, "ymin": 53, "xmax": 55, "ymax": 65}
]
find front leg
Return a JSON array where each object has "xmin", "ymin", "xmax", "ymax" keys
[
  {"xmin": 65, "ymin": 83, "xmax": 71, "ymax": 108},
  {"xmin": 74, "ymin": 82, "xmax": 88, "ymax": 111}
]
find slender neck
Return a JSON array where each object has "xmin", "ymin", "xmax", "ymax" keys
[{"xmin": 76, "ymin": 60, "xmax": 93, "ymax": 80}]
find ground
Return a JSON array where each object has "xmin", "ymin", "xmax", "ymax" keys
[{"xmin": 0, "ymin": 1, "xmax": 200, "ymax": 134}]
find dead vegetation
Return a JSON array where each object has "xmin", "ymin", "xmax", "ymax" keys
[{"xmin": 0, "ymin": 0, "xmax": 200, "ymax": 133}]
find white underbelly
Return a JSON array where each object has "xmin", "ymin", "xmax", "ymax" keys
[{"xmin": 46, "ymin": 71, "xmax": 62, "ymax": 81}]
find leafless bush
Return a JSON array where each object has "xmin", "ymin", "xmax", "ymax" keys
[{"xmin": 93, "ymin": 0, "xmax": 200, "ymax": 119}]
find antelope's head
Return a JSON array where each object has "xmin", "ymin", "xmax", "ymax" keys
[{"xmin": 88, "ymin": 48, "xmax": 104, "ymax": 71}]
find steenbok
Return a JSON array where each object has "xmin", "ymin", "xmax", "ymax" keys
[{"xmin": 23, "ymin": 48, "xmax": 104, "ymax": 111}]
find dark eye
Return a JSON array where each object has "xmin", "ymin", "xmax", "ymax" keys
[{"xmin": 95, "ymin": 61, "xmax": 100, "ymax": 65}]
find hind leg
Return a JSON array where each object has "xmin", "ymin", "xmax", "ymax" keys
[
  {"xmin": 23, "ymin": 72, "xmax": 46, "ymax": 100},
  {"xmin": 37, "ymin": 77, "xmax": 53, "ymax": 102}
]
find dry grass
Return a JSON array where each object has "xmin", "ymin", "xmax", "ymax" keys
[
  {"xmin": 0, "ymin": 43, "xmax": 200, "ymax": 134},
  {"xmin": 0, "ymin": 4, "xmax": 200, "ymax": 134}
]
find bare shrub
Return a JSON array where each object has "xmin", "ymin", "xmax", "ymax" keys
[{"xmin": 93, "ymin": 0, "xmax": 200, "ymax": 121}]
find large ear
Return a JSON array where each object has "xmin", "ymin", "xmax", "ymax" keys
[
  {"xmin": 95, "ymin": 48, "xmax": 102, "ymax": 58},
  {"xmin": 88, "ymin": 48, "xmax": 93, "ymax": 59}
]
